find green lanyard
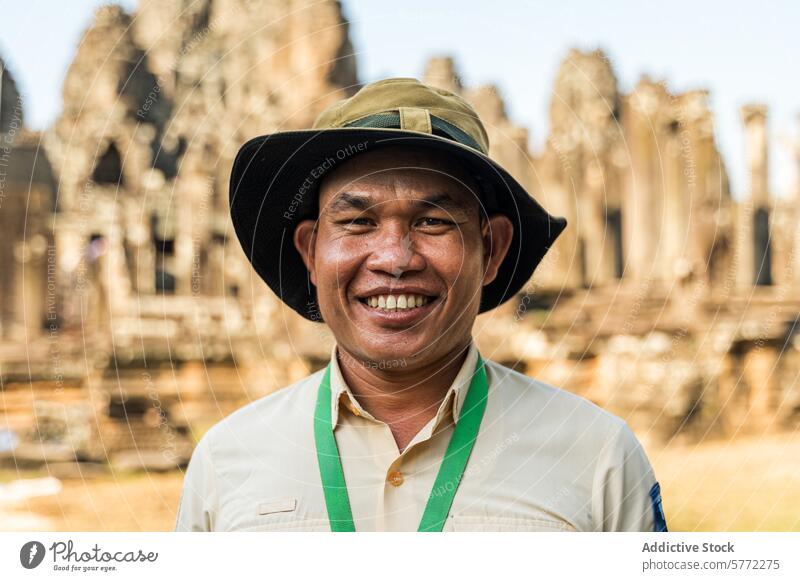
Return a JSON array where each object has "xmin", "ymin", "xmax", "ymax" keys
[{"xmin": 313, "ymin": 353, "xmax": 489, "ymax": 532}]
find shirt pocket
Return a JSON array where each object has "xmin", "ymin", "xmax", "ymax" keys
[
  {"xmin": 236, "ymin": 498, "xmax": 330, "ymax": 531},
  {"xmin": 450, "ymin": 515, "xmax": 577, "ymax": 532}
]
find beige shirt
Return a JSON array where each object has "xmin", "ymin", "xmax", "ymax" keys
[{"xmin": 175, "ymin": 339, "xmax": 664, "ymax": 531}]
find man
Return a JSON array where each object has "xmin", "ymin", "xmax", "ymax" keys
[{"xmin": 175, "ymin": 78, "xmax": 668, "ymax": 532}]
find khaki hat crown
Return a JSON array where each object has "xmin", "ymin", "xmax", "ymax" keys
[{"xmin": 312, "ymin": 78, "xmax": 490, "ymax": 155}]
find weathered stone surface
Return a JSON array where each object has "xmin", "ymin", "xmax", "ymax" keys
[{"xmin": 2, "ymin": 12, "xmax": 799, "ymax": 467}]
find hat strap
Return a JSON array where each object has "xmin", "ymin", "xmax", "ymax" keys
[{"xmin": 398, "ymin": 107, "xmax": 433, "ymax": 134}]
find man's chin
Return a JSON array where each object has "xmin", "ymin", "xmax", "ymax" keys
[{"xmin": 350, "ymin": 335, "xmax": 430, "ymax": 369}]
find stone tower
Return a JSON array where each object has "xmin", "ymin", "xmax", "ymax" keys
[
  {"xmin": 738, "ymin": 104, "xmax": 772, "ymax": 287},
  {"xmin": 0, "ymin": 59, "xmax": 56, "ymax": 341},
  {"xmin": 540, "ymin": 49, "xmax": 626, "ymax": 288}
]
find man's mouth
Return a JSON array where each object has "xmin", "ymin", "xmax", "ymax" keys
[{"xmin": 357, "ymin": 293, "xmax": 438, "ymax": 312}]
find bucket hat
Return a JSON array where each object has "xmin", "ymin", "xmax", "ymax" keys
[{"xmin": 229, "ymin": 77, "xmax": 567, "ymax": 322}]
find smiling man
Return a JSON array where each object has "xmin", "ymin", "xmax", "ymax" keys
[{"xmin": 175, "ymin": 78, "xmax": 668, "ymax": 532}]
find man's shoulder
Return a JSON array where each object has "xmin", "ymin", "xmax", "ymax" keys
[
  {"xmin": 483, "ymin": 358, "xmax": 628, "ymax": 437},
  {"xmin": 201, "ymin": 367, "xmax": 325, "ymax": 447}
]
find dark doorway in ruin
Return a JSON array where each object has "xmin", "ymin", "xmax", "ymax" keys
[
  {"xmin": 92, "ymin": 142, "xmax": 124, "ymax": 186},
  {"xmin": 149, "ymin": 207, "xmax": 177, "ymax": 294},
  {"xmin": 707, "ymin": 235, "xmax": 729, "ymax": 288},
  {"xmin": 607, "ymin": 208, "xmax": 624, "ymax": 279},
  {"xmin": 753, "ymin": 207, "xmax": 772, "ymax": 285},
  {"xmin": 152, "ymin": 135, "xmax": 186, "ymax": 179},
  {"xmin": 155, "ymin": 269, "xmax": 176, "ymax": 294}
]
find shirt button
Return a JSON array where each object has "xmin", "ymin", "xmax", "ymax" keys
[{"xmin": 387, "ymin": 470, "xmax": 404, "ymax": 487}]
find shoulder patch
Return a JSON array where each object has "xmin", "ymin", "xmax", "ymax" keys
[{"xmin": 649, "ymin": 482, "xmax": 668, "ymax": 532}]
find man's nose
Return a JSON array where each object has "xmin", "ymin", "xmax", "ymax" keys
[{"xmin": 365, "ymin": 224, "xmax": 425, "ymax": 277}]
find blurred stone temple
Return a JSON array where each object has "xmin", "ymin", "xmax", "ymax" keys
[{"xmin": 1, "ymin": 1, "xmax": 799, "ymax": 476}]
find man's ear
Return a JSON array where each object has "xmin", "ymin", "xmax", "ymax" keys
[
  {"xmin": 293, "ymin": 219, "xmax": 318, "ymax": 287},
  {"xmin": 481, "ymin": 214, "xmax": 514, "ymax": 286}
]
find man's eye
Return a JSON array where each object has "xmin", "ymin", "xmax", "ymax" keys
[
  {"xmin": 337, "ymin": 217, "xmax": 373, "ymax": 229},
  {"xmin": 417, "ymin": 217, "xmax": 454, "ymax": 227}
]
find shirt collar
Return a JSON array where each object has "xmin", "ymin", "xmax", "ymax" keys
[{"xmin": 327, "ymin": 339, "xmax": 481, "ymax": 430}]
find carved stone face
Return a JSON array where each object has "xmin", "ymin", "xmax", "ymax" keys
[{"xmin": 293, "ymin": 145, "xmax": 513, "ymax": 368}]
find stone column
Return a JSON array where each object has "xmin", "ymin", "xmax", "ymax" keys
[
  {"xmin": 104, "ymin": 212, "xmax": 132, "ymax": 317},
  {"xmin": 740, "ymin": 105, "xmax": 772, "ymax": 286},
  {"xmin": 662, "ymin": 116, "xmax": 689, "ymax": 280},
  {"xmin": 742, "ymin": 105, "xmax": 769, "ymax": 206}
]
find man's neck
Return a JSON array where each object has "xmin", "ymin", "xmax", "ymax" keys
[{"xmin": 335, "ymin": 339, "xmax": 472, "ymax": 452}]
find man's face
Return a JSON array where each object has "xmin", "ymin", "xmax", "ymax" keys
[{"xmin": 294, "ymin": 145, "xmax": 513, "ymax": 367}]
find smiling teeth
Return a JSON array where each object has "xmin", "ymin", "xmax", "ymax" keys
[{"xmin": 366, "ymin": 294, "xmax": 430, "ymax": 311}]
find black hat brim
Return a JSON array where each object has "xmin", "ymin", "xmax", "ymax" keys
[{"xmin": 229, "ymin": 128, "xmax": 567, "ymax": 323}]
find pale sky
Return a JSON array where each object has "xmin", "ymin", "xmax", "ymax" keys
[{"xmin": 1, "ymin": 0, "xmax": 798, "ymax": 199}]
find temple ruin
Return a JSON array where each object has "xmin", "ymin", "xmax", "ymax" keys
[{"xmin": 1, "ymin": 1, "xmax": 798, "ymax": 475}]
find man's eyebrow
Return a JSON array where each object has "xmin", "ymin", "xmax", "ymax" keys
[
  {"xmin": 325, "ymin": 192, "xmax": 372, "ymax": 214},
  {"xmin": 410, "ymin": 192, "xmax": 473, "ymax": 215}
]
